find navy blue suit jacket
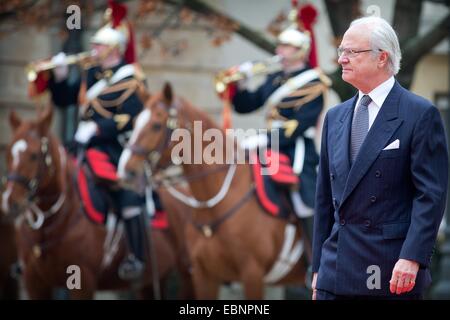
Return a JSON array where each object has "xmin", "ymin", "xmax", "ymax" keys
[{"xmin": 312, "ymin": 81, "xmax": 448, "ymax": 296}]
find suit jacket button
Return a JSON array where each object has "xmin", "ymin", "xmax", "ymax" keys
[
  {"xmin": 364, "ymin": 219, "xmax": 371, "ymax": 227},
  {"xmin": 340, "ymin": 219, "xmax": 346, "ymax": 226},
  {"xmin": 330, "ymin": 174, "xmax": 335, "ymax": 181},
  {"xmin": 370, "ymin": 196, "xmax": 377, "ymax": 203},
  {"xmin": 333, "ymin": 198, "xmax": 338, "ymax": 208},
  {"xmin": 375, "ymin": 170, "xmax": 381, "ymax": 178}
]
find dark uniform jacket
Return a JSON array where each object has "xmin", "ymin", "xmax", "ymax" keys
[
  {"xmin": 49, "ymin": 60, "xmax": 145, "ymax": 165},
  {"xmin": 232, "ymin": 65, "xmax": 328, "ymax": 208}
]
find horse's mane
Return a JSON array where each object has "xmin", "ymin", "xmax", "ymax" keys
[
  {"xmin": 146, "ymin": 89, "xmax": 223, "ymax": 133},
  {"xmin": 177, "ymin": 96, "xmax": 222, "ymax": 133}
]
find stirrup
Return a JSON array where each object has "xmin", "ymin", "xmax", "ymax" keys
[{"xmin": 118, "ymin": 254, "xmax": 145, "ymax": 281}]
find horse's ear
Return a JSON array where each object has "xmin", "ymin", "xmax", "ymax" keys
[
  {"xmin": 9, "ymin": 110, "xmax": 22, "ymax": 130},
  {"xmin": 38, "ymin": 105, "xmax": 53, "ymax": 135},
  {"xmin": 162, "ymin": 82, "xmax": 173, "ymax": 106}
]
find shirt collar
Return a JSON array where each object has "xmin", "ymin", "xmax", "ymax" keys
[{"xmin": 358, "ymin": 76, "xmax": 395, "ymax": 108}]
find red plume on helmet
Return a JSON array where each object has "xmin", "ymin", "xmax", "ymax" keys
[
  {"xmin": 292, "ymin": 1, "xmax": 319, "ymax": 68},
  {"xmin": 107, "ymin": 0, "xmax": 136, "ymax": 64}
]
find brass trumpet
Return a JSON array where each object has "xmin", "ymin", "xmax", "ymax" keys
[
  {"xmin": 214, "ymin": 55, "xmax": 282, "ymax": 94},
  {"xmin": 26, "ymin": 50, "xmax": 98, "ymax": 82}
]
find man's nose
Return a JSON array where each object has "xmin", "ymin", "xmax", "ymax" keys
[{"xmin": 338, "ymin": 54, "xmax": 349, "ymax": 65}]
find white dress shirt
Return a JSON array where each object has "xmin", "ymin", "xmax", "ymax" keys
[{"xmin": 353, "ymin": 76, "xmax": 395, "ymax": 130}]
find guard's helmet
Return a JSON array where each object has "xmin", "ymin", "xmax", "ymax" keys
[
  {"xmin": 277, "ymin": 28, "xmax": 311, "ymax": 56},
  {"xmin": 90, "ymin": 26, "xmax": 126, "ymax": 53}
]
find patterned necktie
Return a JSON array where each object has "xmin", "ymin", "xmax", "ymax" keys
[{"xmin": 350, "ymin": 95, "xmax": 372, "ymax": 163}]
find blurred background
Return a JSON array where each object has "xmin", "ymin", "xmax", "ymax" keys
[{"xmin": 0, "ymin": 0, "xmax": 448, "ymax": 299}]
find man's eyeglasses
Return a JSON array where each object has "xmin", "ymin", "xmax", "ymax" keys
[{"xmin": 337, "ymin": 48, "xmax": 378, "ymax": 58}]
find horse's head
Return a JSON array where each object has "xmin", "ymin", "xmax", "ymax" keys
[
  {"xmin": 118, "ymin": 82, "xmax": 178, "ymax": 188},
  {"xmin": 1, "ymin": 106, "xmax": 55, "ymax": 219}
]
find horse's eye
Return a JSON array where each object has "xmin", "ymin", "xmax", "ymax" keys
[
  {"xmin": 152, "ymin": 123, "xmax": 162, "ymax": 131},
  {"xmin": 30, "ymin": 153, "xmax": 38, "ymax": 161}
]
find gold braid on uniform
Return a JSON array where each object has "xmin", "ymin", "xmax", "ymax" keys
[
  {"xmin": 266, "ymin": 71, "xmax": 332, "ymax": 138},
  {"xmin": 88, "ymin": 79, "xmax": 141, "ymax": 120},
  {"xmin": 96, "ymin": 79, "xmax": 141, "ymax": 108},
  {"xmin": 277, "ymin": 82, "xmax": 328, "ymax": 109},
  {"xmin": 85, "ymin": 78, "xmax": 149, "ymax": 131}
]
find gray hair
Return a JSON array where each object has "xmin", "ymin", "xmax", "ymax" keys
[{"xmin": 350, "ymin": 16, "xmax": 402, "ymax": 75}]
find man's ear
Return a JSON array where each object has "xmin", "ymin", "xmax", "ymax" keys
[
  {"xmin": 378, "ymin": 51, "xmax": 389, "ymax": 69},
  {"xmin": 9, "ymin": 110, "xmax": 22, "ymax": 131}
]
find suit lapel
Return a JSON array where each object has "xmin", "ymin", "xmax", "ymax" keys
[
  {"xmin": 332, "ymin": 97, "xmax": 356, "ymax": 184},
  {"xmin": 341, "ymin": 81, "xmax": 404, "ymax": 205}
]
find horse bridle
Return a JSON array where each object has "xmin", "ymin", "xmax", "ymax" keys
[
  {"xmin": 126, "ymin": 103, "xmax": 179, "ymax": 171},
  {"xmin": 124, "ymin": 99, "xmax": 254, "ymax": 237},
  {"xmin": 5, "ymin": 135, "xmax": 67, "ymax": 230},
  {"xmin": 6, "ymin": 136, "xmax": 53, "ymax": 203},
  {"xmin": 125, "ymin": 100, "xmax": 230, "ymax": 181}
]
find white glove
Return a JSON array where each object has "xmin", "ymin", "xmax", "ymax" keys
[
  {"xmin": 75, "ymin": 121, "xmax": 98, "ymax": 144},
  {"xmin": 238, "ymin": 61, "xmax": 254, "ymax": 78},
  {"xmin": 51, "ymin": 52, "xmax": 69, "ymax": 82},
  {"xmin": 235, "ymin": 61, "xmax": 255, "ymax": 89}
]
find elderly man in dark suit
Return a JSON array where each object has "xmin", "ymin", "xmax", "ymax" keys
[{"xmin": 311, "ymin": 16, "xmax": 448, "ymax": 300}]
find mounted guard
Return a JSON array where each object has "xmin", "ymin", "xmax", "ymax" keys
[
  {"xmin": 215, "ymin": 1, "xmax": 331, "ymax": 262},
  {"xmin": 26, "ymin": 0, "xmax": 160, "ymax": 281}
]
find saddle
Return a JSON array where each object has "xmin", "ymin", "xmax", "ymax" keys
[
  {"xmin": 250, "ymin": 149, "xmax": 299, "ymax": 219},
  {"xmin": 73, "ymin": 149, "xmax": 168, "ymax": 230}
]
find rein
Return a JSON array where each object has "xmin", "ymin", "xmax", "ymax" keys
[
  {"xmin": 6, "ymin": 136, "xmax": 53, "ymax": 203},
  {"xmin": 11, "ymin": 136, "xmax": 78, "ymax": 258},
  {"xmin": 191, "ymin": 185, "xmax": 255, "ymax": 238},
  {"xmin": 25, "ymin": 146, "xmax": 68, "ymax": 230},
  {"xmin": 20, "ymin": 204, "xmax": 82, "ymax": 259},
  {"xmin": 152, "ymin": 164, "xmax": 230, "ymax": 188},
  {"xmin": 126, "ymin": 97, "xmax": 254, "ymax": 237},
  {"xmin": 7, "ymin": 136, "xmax": 68, "ymax": 230},
  {"xmin": 162, "ymin": 163, "xmax": 237, "ymax": 209}
]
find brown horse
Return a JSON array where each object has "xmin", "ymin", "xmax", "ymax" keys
[
  {"xmin": 1, "ymin": 106, "xmax": 193, "ymax": 299},
  {"xmin": 0, "ymin": 216, "xmax": 18, "ymax": 299},
  {"xmin": 119, "ymin": 84, "xmax": 308, "ymax": 299}
]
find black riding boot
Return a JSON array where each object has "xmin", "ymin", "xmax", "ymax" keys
[{"xmin": 119, "ymin": 209, "xmax": 146, "ymax": 281}]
